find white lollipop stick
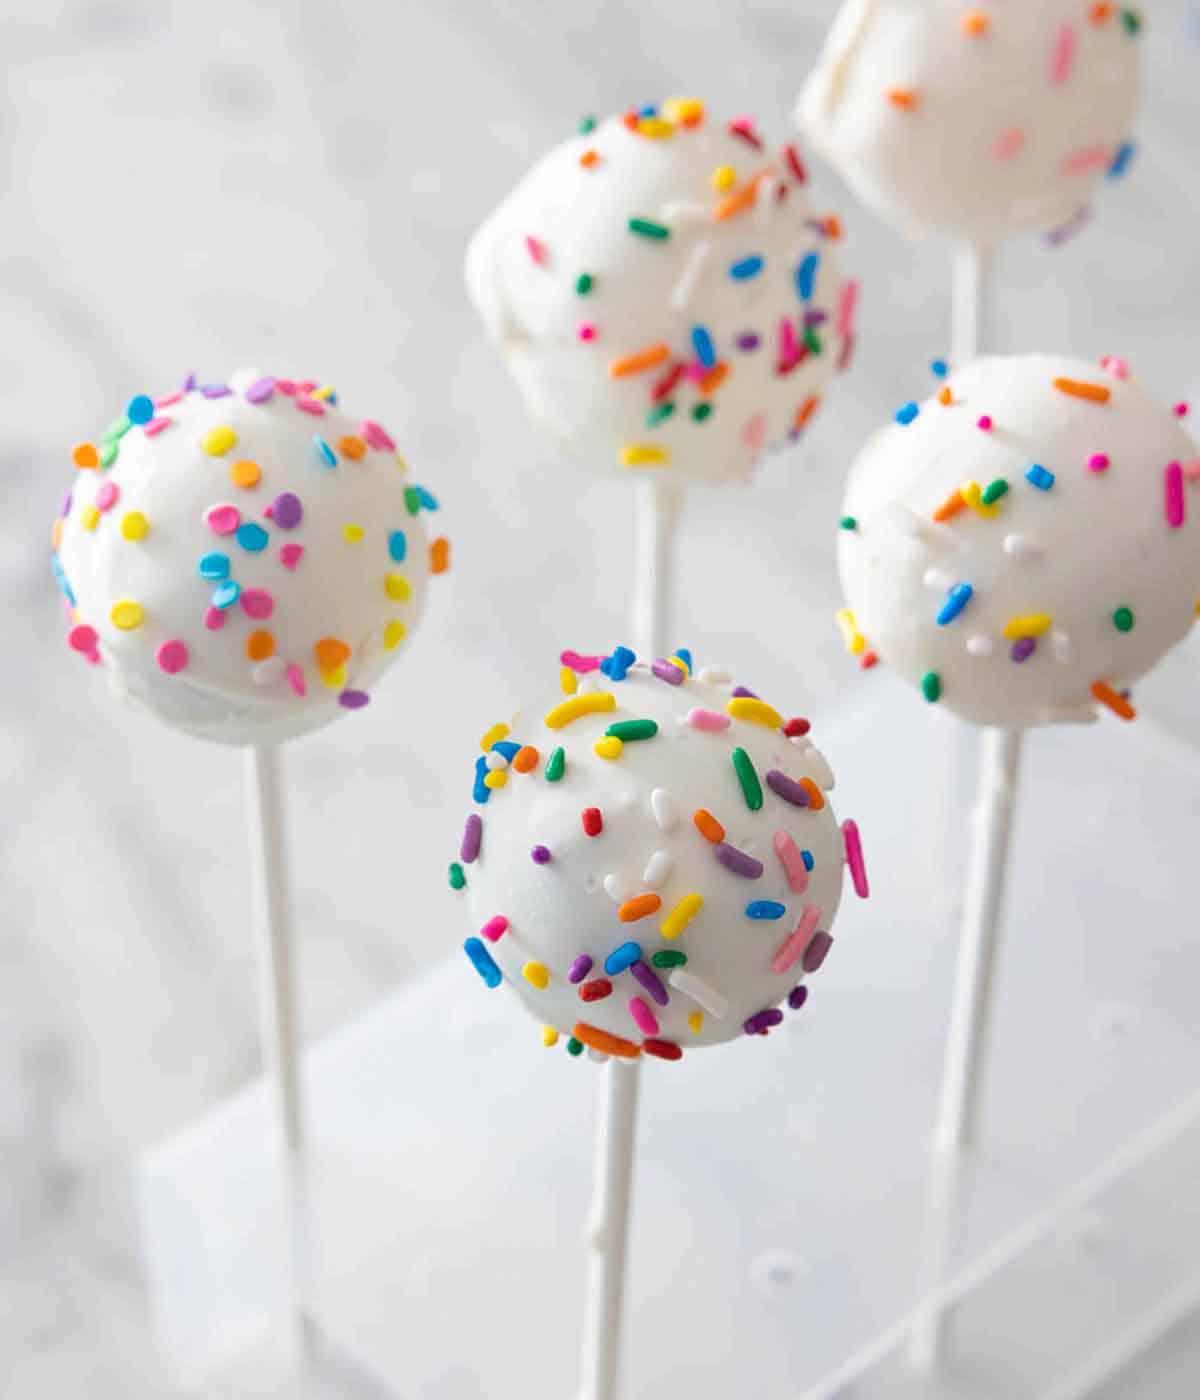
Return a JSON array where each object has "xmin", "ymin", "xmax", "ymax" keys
[
  {"xmin": 578, "ymin": 478, "xmax": 682, "ymax": 1400},
  {"xmin": 950, "ymin": 242, "xmax": 993, "ymax": 368}
]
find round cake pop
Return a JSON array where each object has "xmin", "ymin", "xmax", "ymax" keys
[
  {"xmin": 52, "ymin": 370, "xmax": 449, "ymax": 744},
  {"xmin": 837, "ymin": 353, "xmax": 1200, "ymax": 728},
  {"xmin": 466, "ymin": 98, "xmax": 858, "ymax": 484},
  {"xmin": 797, "ymin": 0, "xmax": 1141, "ymax": 245},
  {"xmin": 450, "ymin": 650, "xmax": 870, "ymax": 1058}
]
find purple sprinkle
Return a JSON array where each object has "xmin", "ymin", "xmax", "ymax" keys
[
  {"xmin": 272, "ymin": 492, "xmax": 303, "ymax": 529},
  {"xmin": 744, "ymin": 1008, "xmax": 784, "ymax": 1036},
  {"xmin": 651, "ymin": 658, "xmax": 685, "ymax": 686},
  {"xmin": 531, "ymin": 844, "xmax": 552, "ymax": 864},
  {"xmin": 201, "ymin": 383, "xmax": 232, "ymax": 399},
  {"xmin": 731, "ymin": 685, "xmax": 759, "ymax": 698},
  {"xmin": 765, "ymin": 769, "xmax": 810, "ymax": 807},
  {"xmin": 1011, "ymin": 636, "xmax": 1037, "ymax": 663},
  {"xmin": 735, "ymin": 332, "xmax": 761, "ymax": 351},
  {"xmin": 788, "ymin": 985, "xmax": 809, "ymax": 1011},
  {"xmin": 803, "ymin": 309, "xmax": 828, "ymax": 328},
  {"xmin": 715, "ymin": 842, "xmax": 764, "ymax": 879},
  {"xmin": 245, "ymin": 376, "xmax": 277, "ymax": 404},
  {"xmin": 568, "ymin": 954, "xmax": 594, "ymax": 985},
  {"xmin": 182, "ymin": 372, "xmax": 198, "ymax": 391},
  {"xmin": 630, "ymin": 960, "xmax": 669, "ymax": 1007},
  {"xmin": 338, "ymin": 689, "xmax": 370, "ymax": 710},
  {"xmin": 802, "ymin": 931, "xmax": 833, "ymax": 974},
  {"xmin": 461, "ymin": 813, "xmax": 482, "ymax": 863},
  {"xmin": 60, "ymin": 492, "xmax": 73, "ymax": 518}
]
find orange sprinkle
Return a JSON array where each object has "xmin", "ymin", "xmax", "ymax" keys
[
  {"xmin": 338, "ymin": 435, "xmax": 367, "ymax": 460},
  {"xmin": 1053, "ymin": 377, "xmax": 1111, "ymax": 404},
  {"xmin": 933, "ymin": 491, "xmax": 967, "ymax": 522},
  {"xmin": 246, "ymin": 630, "xmax": 275, "ymax": 662},
  {"xmin": 961, "ymin": 9, "xmax": 989, "ymax": 35},
  {"xmin": 52, "ymin": 518, "xmax": 65, "ymax": 549},
  {"xmin": 230, "ymin": 459, "xmax": 261, "ymax": 489},
  {"xmin": 799, "ymin": 777, "xmax": 825, "ymax": 811},
  {"xmin": 621, "ymin": 110, "xmax": 639, "ymax": 131},
  {"xmin": 821, "ymin": 214, "xmax": 844, "ymax": 241},
  {"xmin": 860, "ymin": 651, "xmax": 879, "ymax": 670},
  {"xmin": 1091, "ymin": 680, "xmax": 1136, "ymax": 721},
  {"xmin": 938, "ymin": 385, "xmax": 954, "ymax": 406},
  {"xmin": 314, "ymin": 637, "xmax": 351, "ymax": 671},
  {"xmin": 609, "ymin": 343, "xmax": 672, "ymax": 378},
  {"xmin": 573, "ymin": 1023, "xmax": 641, "ymax": 1059},
  {"xmin": 698, "ymin": 363, "xmax": 729, "ymax": 396},
  {"xmin": 693, "ymin": 808, "xmax": 725, "ymax": 844},
  {"xmin": 430, "ymin": 536, "xmax": 451, "ymax": 574},
  {"xmin": 618, "ymin": 893, "xmax": 663, "ymax": 923},
  {"xmin": 579, "ymin": 149, "xmax": 600, "ymax": 168},
  {"xmin": 1089, "ymin": 1, "xmax": 1113, "ymax": 22},
  {"xmin": 72, "ymin": 443, "xmax": 99, "ymax": 469},
  {"xmin": 794, "ymin": 395, "xmax": 821, "ymax": 432},
  {"xmin": 513, "ymin": 745, "xmax": 539, "ymax": 773},
  {"xmin": 713, "ymin": 169, "xmax": 770, "ymax": 221},
  {"xmin": 887, "ymin": 88, "xmax": 920, "ymax": 111}
]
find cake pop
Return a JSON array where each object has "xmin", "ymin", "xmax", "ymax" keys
[
  {"xmin": 797, "ymin": 0, "xmax": 1141, "ymax": 245},
  {"xmin": 466, "ymin": 98, "xmax": 858, "ymax": 483},
  {"xmin": 53, "ymin": 369, "xmax": 448, "ymax": 743},
  {"xmin": 451, "ymin": 650, "xmax": 869, "ymax": 1057},
  {"xmin": 837, "ymin": 353, "xmax": 1199, "ymax": 728}
]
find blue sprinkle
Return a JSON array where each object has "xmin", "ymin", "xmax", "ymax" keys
[
  {"xmin": 198, "ymin": 551, "xmax": 231, "ymax": 580},
  {"xmin": 930, "ymin": 359, "xmax": 949, "ymax": 379},
  {"xmin": 211, "ymin": 579, "xmax": 241, "ymax": 610},
  {"xmin": 1108, "ymin": 140, "xmax": 1136, "ymax": 180},
  {"xmin": 601, "ymin": 645, "xmax": 636, "ymax": 681},
  {"xmin": 801, "ymin": 850, "xmax": 814, "ymax": 872},
  {"xmin": 1026, "ymin": 463, "xmax": 1055, "ymax": 490},
  {"xmin": 313, "ymin": 436, "xmax": 338, "ymax": 468},
  {"xmin": 604, "ymin": 941, "xmax": 642, "ymax": 977},
  {"xmin": 414, "ymin": 485, "xmax": 439, "ymax": 511},
  {"xmin": 464, "ymin": 937, "xmax": 502, "ymax": 988},
  {"xmin": 745, "ymin": 901, "xmax": 787, "ymax": 920},
  {"xmin": 388, "ymin": 529, "xmax": 407, "ymax": 562},
  {"xmin": 729, "ymin": 255, "xmax": 764, "ymax": 281},
  {"xmin": 795, "ymin": 251, "xmax": 820, "ymax": 301},
  {"xmin": 51, "ymin": 555, "xmax": 76, "ymax": 605},
  {"xmin": 126, "ymin": 394, "xmax": 155, "ymax": 425},
  {"xmin": 490, "ymin": 740, "xmax": 521, "ymax": 761},
  {"xmin": 936, "ymin": 582, "xmax": 974, "ymax": 626},
  {"xmin": 639, "ymin": 103, "xmax": 657, "ymax": 117},
  {"xmin": 691, "ymin": 324, "xmax": 716, "ymax": 369},
  {"xmin": 895, "ymin": 402, "xmax": 920, "ymax": 426},
  {"xmin": 473, "ymin": 755, "xmax": 490, "ymax": 805},
  {"xmin": 236, "ymin": 522, "xmax": 269, "ymax": 552},
  {"xmin": 674, "ymin": 647, "xmax": 693, "ymax": 673}
]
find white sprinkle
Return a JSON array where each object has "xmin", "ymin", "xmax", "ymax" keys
[
  {"xmin": 887, "ymin": 501, "xmax": 945, "ymax": 546},
  {"xmin": 577, "ymin": 674, "xmax": 601, "ymax": 694},
  {"xmin": 923, "ymin": 566, "xmax": 953, "ymax": 592},
  {"xmin": 660, "ymin": 200, "xmax": 709, "ymax": 226},
  {"xmin": 966, "ymin": 635, "xmax": 995, "ymax": 657},
  {"xmin": 1003, "ymin": 532, "xmax": 1043, "ymax": 559},
  {"xmin": 1051, "ymin": 628, "xmax": 1072, "ymax": 663},
  {"xmin": 252, "ymin": 657, "xmax": 286, "ymax": 686},
  {"xmin": 669, "ymin": 239, "xmax": 711, "ymax": 312},
  {"xmin": 484, "ymin": 750, "xmax": 508, "ymax": 771},
  {"xmin": 643, "ymin": 850, "xmax": 673, "ymax": 889},
  {"xmin": 603, "ymin": 873, "xmax": 633, "ymax": 903},
  {"xmin": 651, "ymin": 788, "xmax": 678, "ymax": 832},
  {"xmin": 698, "ymin": 665, "xmax": 731, "ymax": 684},
  {"xmin": 669, "ymin": 970, "xmax": 729, "ymax": 1020},
  {"xmin": 802, "ymin": 746, "xmax": 836, "ymax": 792}
]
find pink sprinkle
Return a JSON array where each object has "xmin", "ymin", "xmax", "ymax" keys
[
  {"xmin": 1175, "ymin": 403, "xmax": 1189, "ymax": 418},
  {"xmin": 204, "ymin": 504, "xmax": 241, "ymax": 535},
  {"xmin": 578, "ymin": 323, "xmax": 597, "ymax": 341},
  {"xmin": 977, "ymin": 415, "xmax": 993, "ymax": 431},
  {"xmin": 1088, "ymin": 453, "xmax": 1110, "ymax": 473},
  {"xmin": 279, "ymin": 543, "xmax": 304, "ymax": 570},
  {"xmin": 361, "ymin": 420, "xmax": 396, "ymax": 452},
  {"xmin": 296, "ymin": 396, "xmax": 325, "ymax": 415},
  {"xmin": 156, "ymin": 391, "xmax": 184, "ymax": 408},
  {"xmin": 155, "ymin": 639, "xmax": 189, "ymax": 674},
  {"xmin": 742, "ymin": 412, "xmax": 766, "ymax": 453},
  {"xmin": 843, "ymin": 819, "xmax": 869, "ymax": 898},
  {"xmin": 296, "ymin": 380, "xmax": 317, "ymax": 394},
  {"xmin": 204, "ymin": 606, "xmax": 226, "ymax": 631},
  {"xmin": 276, "ymin": 379, "xmax": 297, "ymax": 396},
  {"xmin": 524, "ymin": 234, "xmax": 548, "ymax": 266},
  {"xmin": 560, "ymin": 649, "xmax": 603, "ymax": 673},
  {"xmin": 687, "ymin": 707, "xmax": 730, "ymax": 732},
  {"xmin": 1050, "ymin": 21, "xmax": 1076, "ymax": 85},
  {"xmin": 481, "ymin": 915, "xmax": 509, "ymax": 942},
  {"xmin": 835, "ymin": 279, "xmax": 860, "ymax": 338},
  {"xmin": 1100, "ymin": 356, "xmax": 1131, "ymax": 380},
  {"xmin": 143, "ymin": 417, "xmax": 171, "ymax": 438},
  {"xmin": 1063, "ymin": 145, "xmax": 1112, "ymax": 176},
  {"xmin": 778, "ymin": 317, "xmax": 799, "ymax": 371},
  {"xmin": 628, "ymin": 996, "xmax": 659, "ymax": 1037},
  {"xmin": 1184, "ymin": 460, "xmax": 1200, "ymax": 482},
  {"xmin": 773, "ymin": 830, "xmax": 809, "ymax": 894},
  {"xmin": 1165, "ymin": 461, "xmax": 1185, "ymax": 528},
  {"xmin": 67, "ymin": 623, "xmax": 98, "ymax": 654},
  {"xmin": 771, "ymin": 905, "xmax": 823, "ymax": 975},
  {"xmin": 286, "ymin": 663, "xmax": 306, "ymax": 697},
  {"xmin": 240, "ymin": 588, "xmax": 275, "ymax": 620},
  {"xmin": 95, "ymin": 481, "xmax": 119, "ymax": 511},
  {"xmin": 993, "ymin": 127, "xmax": 1026, "ymax": 161}
]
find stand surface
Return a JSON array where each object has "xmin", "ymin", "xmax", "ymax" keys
[{"xmin": 138, "ymin": 682, "xmax": 1200, "ymax": 1399}]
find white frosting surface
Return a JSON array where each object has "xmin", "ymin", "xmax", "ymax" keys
[
  {"xmin": 798, "ymin": 0, "xmax": 1141, "ymax": 243},
  {"xmin": 838, "ymin": 353, "xmax": 1200, "ymax": 728},
  {"xmin": 455, "ymin": 656, "xmax": 869, "ymax": 1057},
  {"xmin": 466, "ymin": 99, "xmax": 856, "ymax": 483},
  {"xmin": 54, "ymin": 370, "xmax": 443, "ymax": 744}
]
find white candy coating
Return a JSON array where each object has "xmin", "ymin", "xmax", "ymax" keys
[
  {"xmin": 797, "ymin": 0, "xmax": 1141, "ymax": 244},
  {"xmin": 466, "ymin": 99, "xmax": 856, "ymax": 484},
  {"xmin": 54, "ymin": 370, "xmax": 441, "ymax": 745},
  {"xmin": 457, "ymin": 660, "xmax": 863, "ymax": 1055},
  {"xmin": 838, "ymin": 354, "xmax": 1200, "ymax": 728}
]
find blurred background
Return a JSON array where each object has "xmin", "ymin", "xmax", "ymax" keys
[{"xmin": 4, "ymin": 0, "xmax": 1200, "ymax": 1395}]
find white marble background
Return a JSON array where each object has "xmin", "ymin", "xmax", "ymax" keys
[{"xmin": 3, "ymin": 1, "xmax": 1199, "ymax": 1394}]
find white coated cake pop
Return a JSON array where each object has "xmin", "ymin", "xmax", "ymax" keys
[
  {"xmin": 466, "ymin": 98, "xmax": 858, "ymax": 484},
  {"xmin": 797, "ymin": 0, "xmax": 1141, "ymax": 244},
  {"xmin": 53, "ymin": 370, "xmax": 450, "ymax": 744},
  {"xmin": 837, "ymin": 353, "xmax": 1200, "ymax": 728},
  {"xmin": 451, "ymin": 649, "xmax": 869, "ymax": 1059}
]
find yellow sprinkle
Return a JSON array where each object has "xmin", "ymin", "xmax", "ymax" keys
[
  {"xmin": 662, "ymin": 96, "xmax": 704, "ymax": 126},
  {"xmin": 384, "ymin": 571, "xmax": 412, "ymax": 601},
  {"xmin": 836, "ymin": 607, "xmax": 866, "ymax": 656},
  {"xmin": 620, "ymin": 443, "xmax": 670, "ymax": 468},
  {"xmin": 1002, "ymin": 613, "xmax": 1053, "ymax": 640},
  {"xmin": 727, "ymin": 697, "xmax": 783, "ymax": 728},
  {"xmin": 480, "ymin": 722, "xmax": 511, "ymax": 753},
  {"xmin": 343, "ymin": 523, "xmax": 365, "ymax": 543},
  {"xmin": 383, "ymin": 620, "xmax": 407, "ymax": 650},
  {"xmin": 666, "ymin": 656, "xmax": 688, "ymax": 676},
  {"xmin": 542, "ymin": 1025, "xmax": 560, "ymax": 1048},
  {"xmin": 961, "ymin": 480, "xmax": 999, "ymax": 519},
  {"xmin": 594, "ymin": 736, "xmax": 624, "ymax": 760},
  {"xmin": 687, "ymin": 1011, "xmax": 704, "ymax": 1034},
  {"xmin": 711, "ymin": 163, "xmax": 736, "ymax": 192},
  {"xmin": 637, "ymin": 116, "xmax": 675, "ymax": 139},
  {"xmin": 200, "ymin": 425, "xmax": 237, "ymax": 457},
  {"xmin": 560, "ymin": 666, "xmax": 578, "ymax": 695},
  {"xmin": 110, "ymin": 599, "xmax": 144, "ymax": 630},
  {"xmin": 661, "ymin": 893, "xmax": 704, "ymax": 940},
  {"xmin": 523, "ymin": 960, "xmax": 550, "ymax": 990},
  {"xmin": 120, "ymin": 511, "xmax": 149, "ymax": 541},
  {"xmin": 80, "ymin": 504, "xmax": 101, "ymax": 532},
  {"xmin": 544, "ymin": 691, "xmax": 616, "ymax": 729},
  {"xmin": 484, "ymin": 769, "xmax": 508, "ymax": 790},
  {"xmin": 313, "ymin": 384, "xmax": 335, "ymax": 400},
  {"xmin": 319, "ymin": 664, "xmax": 346, "ymax": 690}
]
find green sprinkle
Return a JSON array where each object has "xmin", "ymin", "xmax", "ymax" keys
[
  {"xmin": 567, "ymin": 1036, "xmax": 584, "ymax": 1056},
  {"xmin": 691, "ymin": 402, "xmax": 713, "ymax": 423},
  {"xmin": 803, "ymin": 327, "xmax": 823, "ymax": 356},
  {"xmin": 102, "ymin": 416, "xmax": 131, "ymax": 442},
  {"xmin": 403, "ymin": 486, "xmax": 421, "ymax": 516},
  {"xmin": 646, "ymin": 402, "xmax": 675, "ymax": 428},
  {"xmin": 448, "ymin": 862, "xmax": 466, "ymax": 891},
  {"xmin": 545, "ymin": 746, "xmax": 566, "ymax": 782},
  {"xmin": 99, "ymin": 441, "xmax": 119, "ymax": 469},
  {"xmin": 605, "ymin": 719, "xmax": 659, "ymax": 742},
  {"xmin": 840, "ymin": 516, "xmax": 857, "ymax": 531},
  {"xmin": 1113, "ymin": 606, "xmax": 1135, "ymax": 632},
  {"xmin": 575, "ymin": 272, "xmax": 594, "ymax": 295},
  {"xmin": 629, "ymin": 216, "xmax": 670, "ymax": 241},
  {"xmin": 1121, "ymin": 9, "xmax": 1142, "ymax": 35},
  {"xmin": 578, "ymin": 115, "xmax": 597, "ymax": 134},
  {"xmin": 921, "ymin": 671, "xmax": 942, "ymax": 703},
  {"xmin": 981, "ymin": 478, "xmax": 1010, "ymax": 506},
  {"xmin": 652, "ymin": 949, "xmax": 687, "ymax": 969},
  {"xmin": 731, "ymin": 746, "xmax": 763, "ymax": 811}
]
